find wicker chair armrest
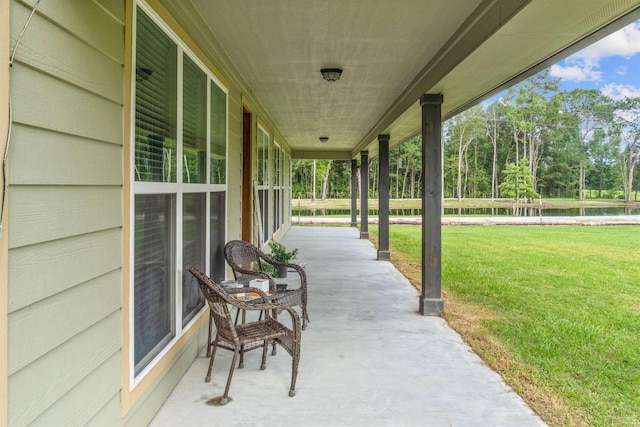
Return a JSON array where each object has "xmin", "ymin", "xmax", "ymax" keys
[
  {"xmin": 285, "ymin": 262, "xmax": 307, "ymax": 287},
  {"xmin": 257, "ymin": 251, "xmax": 288, "ymax": 267},
  {"xmin": 256, "ymin": 252, "xmax": 307, "ymax": 291},
  {"xmin": 257, "ymin": 251, "xmax": 304, "ymax": 273},
  {"xmin": 231, "ymin": 265, "xmax": 271, "ymax": 279},
  {"xmin": 280, "ymin": 305, "xmax": 302, "ymax": 340}
]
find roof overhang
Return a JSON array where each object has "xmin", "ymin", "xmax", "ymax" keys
[{"xmin": 163, "ymin": 0, "xmax": 640, "ymax": 159}]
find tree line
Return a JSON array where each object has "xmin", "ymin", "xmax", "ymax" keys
[{"xmin": 292, "ymin": 70, "xmax": 640, "ymax": 203}]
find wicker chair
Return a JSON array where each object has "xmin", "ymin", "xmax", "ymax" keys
[
  {"xmin": 187, "ymin": 266, "xmax": 301, "ymax": 405},
  {"xmin": 224, "ymin": 239, "xmax": 310, "ymax": 331}
]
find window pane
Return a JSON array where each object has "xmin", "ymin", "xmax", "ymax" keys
[
  {"xmin": 210, "ymin": 192, "xmax": 226, "ymax": 282},
  {"xmin": 183, "ymin": 55, "xmax": 207, "ymax": 184},
  {"xmin": 274, "ymin": 145, "xmax": 280, "ymax": 186},
  {"xmin": 273, "ymin": 146, "xmax": 281, "ymax": 232},
  {"xmin": 210, "ymin": 84, "xmax": 226, "ymax": 184},
  {"xmin": 135, "ymin": 10, "xmax": 177, "ymax": 182},
  {"xmin": 273, "ymin": 188, "xmax": 280, "ymax": 232},
  {"xmin": 258, "ymin": 129, "xmax": 268, "ymax": 185},
  {"xmin": 257, "ymin": 129, "xmax": 269, "ymax": 243},
  {"xmin": 134, "ymin": 194, "xmax": 175, "ymax": 375},
  {"xmin": 182, "ymin": 193, "xmax": 206, "ymax": 326},
  {"xmin": 259, "ymin": 188, "xmax": 269, "ymax": 245}
]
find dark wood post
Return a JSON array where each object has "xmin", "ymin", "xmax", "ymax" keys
[
  {"xmin": 351, "ymin": 159, "xmax": 358, "ymax": 227},
  {"xmin": 360, "ymin": 151, "xmax": 369, "ymax": 239},
  {"xmin": 377, "ymin": 134, "xmax": 390, "ymax": 260},
  {"xmin": 419, "ymin": 94, "xmax": 444, "ymax": 315}
]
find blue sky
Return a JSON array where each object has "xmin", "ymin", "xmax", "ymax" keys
[{"xmin": 548, "ymin": 19, "xmax": 640, "ymax": 100}]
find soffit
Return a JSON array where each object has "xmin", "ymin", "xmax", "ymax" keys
[{"xmin": 182, "ymin": 0, "xmax": 640, "ymax": 159}]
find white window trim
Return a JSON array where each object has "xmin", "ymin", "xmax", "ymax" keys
[
  {"xmin": 256, "ymin": 125, "xmax": 271, "ymax": 244},
  {"xmin": 257, "ymin": 124, "xmax": 270, "ymax": 189},
  {"xmin": 273, "ymin": 141, "xmax": 284, "ymax": 233},
  {"xmin": 129, "ymin": 1, "xmax": 229, "ymax": 388}
]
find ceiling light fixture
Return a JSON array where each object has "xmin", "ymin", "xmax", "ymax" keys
[
  {"xmin": 319, "ymin": 136, "xmax": 329, "ymax": 143},
  {"xmin": 320, "ymin": 68, "xmax": 342, "ymax": 82}
]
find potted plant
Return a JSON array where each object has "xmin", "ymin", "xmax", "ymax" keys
[{"xmin": 267, "ymin": 240, "xmax": 299, "ymax": 278}]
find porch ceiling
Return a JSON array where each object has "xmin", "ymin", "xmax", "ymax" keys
[{"xmin": 182, "ymin": 0, "xmax": 640, "ymax": 159}]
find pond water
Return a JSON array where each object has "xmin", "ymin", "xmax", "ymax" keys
[{"xmin": 293, "ymin": 207, "xmax": 640, "ymax": 217}]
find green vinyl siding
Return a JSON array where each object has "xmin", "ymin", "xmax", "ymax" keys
[
  {"xmin": 10, "ymin": 3, "xmax": 123, "ymax": 103},
  {"xmin": 87, "ymin": 394, "xmax": 122, "ymax": 427},
  {"xmin": 8, "ymin": 270, "xmax": 121, "ymax": 375},
  {"xmin": 9, "ymin": 314, "xmax": 121, "ymax": 426},
  {"xmin": 95, "ymin": 0, "xmax": 126, "ymax": 25},
  {"xmin": 30, "ymin": 354, "xmax": 122, "ymax": 427},
  {"xmin": 8, "ymin": 229, "xmax": 122, "ymax": 313},
  {"xmin": 7, "ymin": 0, "xmax": 124, "ymax": 425},
  {"xmin": 15, "ymin": 0, "xmax": 124, "ymax": 61},
  {"xmin": 7, "ymin": 186, "xmax": 122, "ymax": 249},
  {"xmin": 8, "ymin": 124, "xmax": 122, "ymax": 186},
  {"xmin": 11, "ymin": 63, "xmax": 123, "ymax": 144}
]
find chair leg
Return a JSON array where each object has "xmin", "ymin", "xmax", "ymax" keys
[
  {"xmin": 260, "ymin": 340, "xmax": 269, "ymax": 370},
  {"xmin": 289, "ymin": 347, "xmax": 300, "ymax": 398},
  {"xmin": 205, "ymin": 339, "xmax": 218, "ymax": 383},
  {"xmin": 221, "ymin": 350, "xmax": 239, "ymax": 405},
  {"xmin": 271, "ymin": 309, "xmax": 278, "ymax": 355},
  {"xmin": 206, "ymin": 315, "xmax": 213, "ymax": 357},
  {"xmin": 238, "ymin": 344, "xmax": 245, "ymax": 368}
]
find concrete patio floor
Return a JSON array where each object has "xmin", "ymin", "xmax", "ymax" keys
[{"xmin": 150, "ymin": 226, "xmax": 547, "ymax": 427}]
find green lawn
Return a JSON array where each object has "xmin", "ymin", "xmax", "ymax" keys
[{"xmin": 370, "ymin": 224, "xmax": 640, "ymax": 427}]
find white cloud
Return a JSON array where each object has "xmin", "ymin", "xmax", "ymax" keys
[
  {"xmin": 602, "ymin": 83, "xmax": 640, "ymax": 100},
  {"xmin": 574, "ymin": 21, "xmax": 640, "ymax": 61},
  {"xmin": 549, "ymin": 63, "xmax": 601, "ymax": 82},
  {"xmin": 549, "ymin": 21, "xmax": 640, "ymax": 83},
  {"xmin": 616, "ymin": 66, "xmax": 627, "ymax": 75}
]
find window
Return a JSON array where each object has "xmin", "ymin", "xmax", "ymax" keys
[
  {"xmin": 182, "ymin": 192, "xmax": 205, "ymax": 326},
  {"xmin": 273, "ymin": 142, "xmax": 283, "ymax": 233},
  {"xmin": 134, "ymin": 10, "xmax": 177, "ymax": 183},
  {"xmin": 132, "ymin": 4, "xmax": 227, "ymax": 381},
  {"xmin": 133, "ymin": 194, "xmax": 175, "ymax": 373},
  {"xmin": 182, "ymin": 54, "xmax": 207, "ymax": 184},
  {"xmin": 257, "ymin": 126, "xmax": 270, "ymax": 245},
  {"xmin": 210, "ymin": 83, "xmax": 226, "ymax": 184}
]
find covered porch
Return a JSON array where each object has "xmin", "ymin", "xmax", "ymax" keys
[{"xmin": 150, "ymin": 226, "xmax": 546, "ymax": 426}]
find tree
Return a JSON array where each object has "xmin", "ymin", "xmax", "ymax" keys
[
  {"xmin": 615, "ymin": 97, "xmax": 640, "ymax": 203},
  {"xmin": 586, "ymin": 127, "xmax": 620, "ymax": 197},
  {"xmin": 562, "ymin": 89, "xmax": 615, "ymax": 200},
  {"xmin": 502, "ymin": 71, "xmax": 561, "ymax": 193},
  {"xmin": 291, "ymin": 159, "xmax": 313, "ymax": 198},
  {"xmin": 538, "ymin": 121, "xmax": 581, "ymax": 198},
  {"xmin": 320, "ymin": 160, "xmax": 332, "ymax": 200},
  {"xmin": 444, "ymin": 106, "xmax": 485, "ymax": 200},
  {"xmin": 485, "ymin": 103, "xmax": 500, "ymax": 200},
  {"xmin": 327, "ymin": 160, "xmax": 351, "ymax": 198},
  {"xmin": 499, "ymin": 158, "xmax": 539, "ymax": 215},
  {"xmin": 397, "ymin": 137, "xmax": 422, "ymax": 198}
]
